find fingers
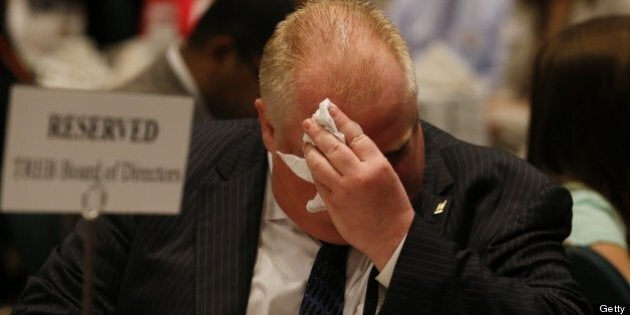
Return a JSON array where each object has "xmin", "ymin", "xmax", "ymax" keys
[
  {"xmin": 327, "ymin": 105, "xmax": 381, "ymax": 162},
  {"xmin": 303, "ymin": 143, "xmax": 340, "ymax": 189},
  {"xmin": 303, "ymin": 118, "xmax": 360, "ymax": 173},
  {"xmin": 302, "ymin": 103, "xmax": 385, "ymax": 180},
  {"xmin": 327, "ymin": 106, "xmax": 364, "ymax": 144}
]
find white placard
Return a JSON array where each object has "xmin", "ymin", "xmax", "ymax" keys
[{"xmin": 1, "ymin": 86, "xmax": 194, "ymax": 214}]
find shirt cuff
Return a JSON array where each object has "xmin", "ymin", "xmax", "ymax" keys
[{"xmin": 375, "ymin": 235, "xmax": 407, "ymax": 288}]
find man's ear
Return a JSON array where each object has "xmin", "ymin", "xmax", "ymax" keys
[{"xmin": 255, "ymin": 98, "xmax": 276, "ymax": 152}]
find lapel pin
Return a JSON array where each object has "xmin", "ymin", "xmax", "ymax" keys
[{"xmin": 434, "ymin": 200, "xmax": 447, "ymax": 215}]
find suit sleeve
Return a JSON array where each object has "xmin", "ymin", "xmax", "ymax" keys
[
  {"xmin": 381, "ymin": 184, "xmax": 591, "ymax": 314},
  {"xmin": 11, "ymin": 215, "xmax": 134, "ymax": 315}
]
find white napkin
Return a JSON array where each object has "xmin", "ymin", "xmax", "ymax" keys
[{"xmin": 277, "ymin": 98, "xmax": 345, "ymax": 212}]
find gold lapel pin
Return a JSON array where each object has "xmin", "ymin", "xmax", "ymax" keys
[{"xmin": 434, "ymin": 200, "xmax": 448, "ymax": 214}]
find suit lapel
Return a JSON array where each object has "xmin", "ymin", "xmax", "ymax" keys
[
  {"xmin": 194, "ymin": 133, "xmax": 267, "ymax": 315},
  {"xmin": 414, "ymin": 123, "xmax": 454, "ymax": 232}
]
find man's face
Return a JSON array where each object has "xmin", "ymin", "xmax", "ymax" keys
[
  {"xmin": 272, "ymin": 92, "xmax": 425, "ymax": 203},
  {"xmin": 262, "ymin": 48, "xmax": 425, "ymax": 242}
]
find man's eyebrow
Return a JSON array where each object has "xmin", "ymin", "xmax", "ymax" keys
[{"xmin": 383, "ymin": 128, "xmax": 413, "ymax": 156}]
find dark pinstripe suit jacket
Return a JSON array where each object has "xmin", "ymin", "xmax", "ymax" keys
[{"xmin": 13, "ymin": 120, "xmax": 589, "ymax": 314}]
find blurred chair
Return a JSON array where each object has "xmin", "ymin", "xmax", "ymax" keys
[{"xmin": 565, "ymin": 245, "xmax": 630, "ymax": 305}]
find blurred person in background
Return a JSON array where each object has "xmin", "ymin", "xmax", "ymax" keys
[
  {"xmin": 117, "ymin": 0, "xmax": 297, "ymax": 121},
  {"xmin": 527, "ymin": 15, "xmax": 630, "ymax": 281},
  {"xmin": 489, "ymin": 0, "xmax": 630, "ymax": 157},
  {"xmin": 5, "ymin": 0, "xmax": 189, "ymax": 91},
  {"xmin": 385, "ymin": 0, "xmax": 515, "ymax": 147},
  {"xmin": 386, "ymin": 0, "xmax": 514, "ymax": 87},
  {"xmin": 1, "ymin": 0, "xmax": 295, "ymax": 306},
  {"xmin": 5, "ymin": 0, "xmax": 114, "ymax": 89}
]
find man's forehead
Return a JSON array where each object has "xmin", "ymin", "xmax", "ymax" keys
[
  {"xmin": 292, "ymin": 36, "xmax": 405, "ymax": 106},
  {"xmin": 283, "ymin": 38, "xmax": 417, "ymax": 150},
  {"xmin": 283, "ymin": 96, "xmax": 417, "ymax": 151}
]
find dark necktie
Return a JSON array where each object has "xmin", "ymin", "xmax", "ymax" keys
[{"xmin": 299, "ymin": 242, "xmax": 349, "ymax": 315}]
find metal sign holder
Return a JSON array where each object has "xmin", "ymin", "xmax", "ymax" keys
[{"xmin": 80, "ymin": 180, "xmax": 107, "ymax": 315}]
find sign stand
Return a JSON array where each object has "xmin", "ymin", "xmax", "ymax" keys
[
  {"xmin": 80, "ymin": 180, "xmax": 107, "ymax": 315},
  {"xmin": 1, "ymin": 86, "xmax": 194, "ymax": 313}
]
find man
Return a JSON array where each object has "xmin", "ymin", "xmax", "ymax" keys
[
  {"xmin": 14, "ymin": 1, "xmax": 588, "ymax": 314},
  {"xmin": 118, "ymin": 0, "xmax": 296, "ymax": 121}
]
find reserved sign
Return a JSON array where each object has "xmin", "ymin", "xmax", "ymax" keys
[{"xmin": 1, "ymin": 86, "xmax": 194, "ymax": 214}]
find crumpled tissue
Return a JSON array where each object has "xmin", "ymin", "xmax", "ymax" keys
[{"xmin": 276, "ymin": 98, "xmax": 345, "ymax": 212}]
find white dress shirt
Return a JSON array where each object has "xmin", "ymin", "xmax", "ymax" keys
[{"xmin": 246, "ymin": 154, "xmax": 405, "ymax": 314}]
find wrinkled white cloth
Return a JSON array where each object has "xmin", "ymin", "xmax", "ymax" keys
[{"xmin": 277, "ymin": 98, "xmax": 346, "ymax": 212}]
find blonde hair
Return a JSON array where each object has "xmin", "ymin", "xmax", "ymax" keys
[{"xmin": 259, "ymin": 0, "xmax": 417, "ymax": 126}]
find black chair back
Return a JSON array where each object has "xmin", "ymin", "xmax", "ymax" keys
[{"xmin": 565, "ymin": 245, "xmax": 630, "ymax": 304}]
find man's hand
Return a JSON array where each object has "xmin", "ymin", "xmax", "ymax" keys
[{"xmin": 302, "ymin": 105, "xmax": 415, "ymax": 270}]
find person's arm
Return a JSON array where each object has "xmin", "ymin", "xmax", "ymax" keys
[
  {"xmin": 303, "ymin": 106, "xmax": 588, "ymax": 314},
  {"xmin": 302, "ymin": 106, "xmax": 414, "ymax": 271},
  {"xmin": 11, "ymin": 215, "xmax": 134, "ymax": 314},
  {"xmin": 591, "ymin": 243, "xmax": 630, "ymax": 282},
  {"xmin": 382, "ymin": 184, "xmax": 588, "ymax": 314},
  {"xmin": 566, "ymin": 188, "xmax": 630, "ymax": 283}
]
